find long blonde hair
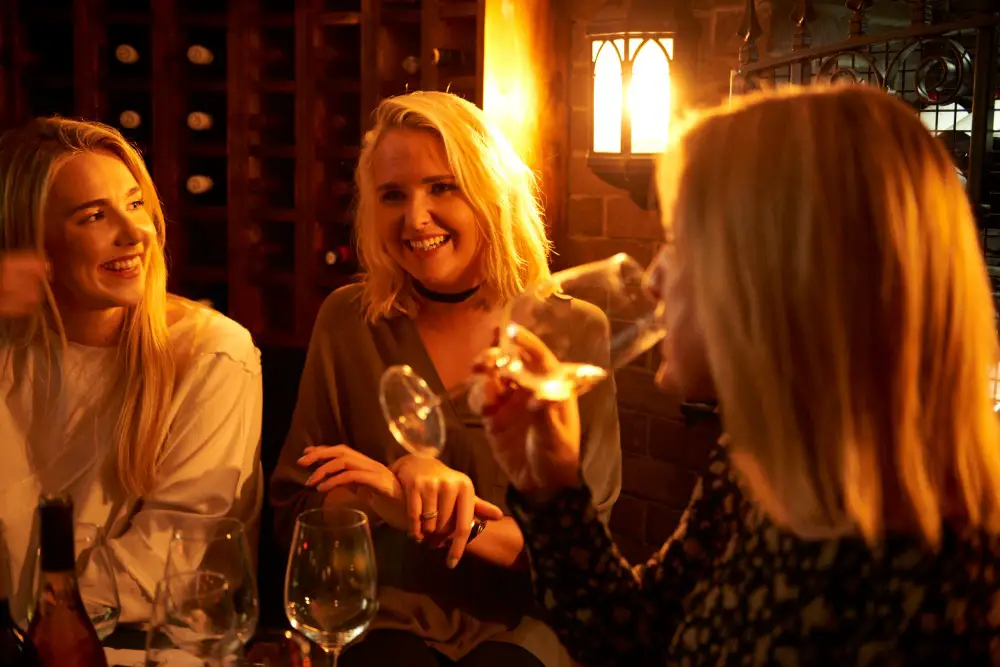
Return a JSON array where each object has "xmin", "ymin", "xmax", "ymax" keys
[
  {"xmin": 354, "ymin": 91, "xmax": 552, "ymax": 322},
  {"xmin": 658, "ymin": 85, "xmax": 1000, "ymax": 546},
  {"xmin": 0, "ymin": 117, "xmax": 174, "ymax": 497}
]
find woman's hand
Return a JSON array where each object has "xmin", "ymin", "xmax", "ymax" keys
[
  {"xmin": 298, "ymin": 445, "xmax": 412, "ymax": 532},
  {"xmin": 0, "ymin": 252, "xmax": 47, "ymax": 317},
  {"xmin": 477, "ymin": 326, "xmax": 582, "ymax": 497}
]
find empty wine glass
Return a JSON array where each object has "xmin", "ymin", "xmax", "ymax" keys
[
  {"xmin": 145, "ymin": 571, "xmax": 240, "ymax": 666},
  {"xmin": 24, "ymin": 522, "xmax": 121, "ymax": 640},
  {"xmin": 379, "ymin": 252, "xmax": 668, "ymax": 456},
  {"xmin": 285, "ymin": 508, "xmax": 378, "ymax": 667},
  {"xmin": 75, "ymin": 522, "xmax": 121, "ymax": 640},
  {"xmin": 164, "ymin": 517, "xmax": 259, "ymax": 649}
]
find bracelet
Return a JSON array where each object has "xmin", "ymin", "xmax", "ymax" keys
[{"xmin": 467, "ymin": 518, "xmax": 487, "ymax": 544}]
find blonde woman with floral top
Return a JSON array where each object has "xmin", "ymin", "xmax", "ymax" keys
[{"xmin": 477, "ymin": 85, "xmax": 1000, "ymax": 666}]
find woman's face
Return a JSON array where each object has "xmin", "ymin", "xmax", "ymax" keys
[
  {"xmin": 649, "ymin": 227, "xmax": 716, "ymax": 402},
  {"xmin": 43, "ymin": 151, "xmax": 155, "ymax": 314},
  {"xmin": 371, "ymin": 128, "xmax": 483, "ymax": 292}
]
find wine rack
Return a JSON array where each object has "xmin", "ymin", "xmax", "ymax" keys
[{"xmin": 1, "ymin": 0, "xmax": 496, "ymax": 347}]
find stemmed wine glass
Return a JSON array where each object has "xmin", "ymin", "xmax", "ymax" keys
[
  {"xmin": 24, "ymin": 522, "xmax": 121, "ymax": 640},
  {"xmin": 74, "ymin": 522, "xmax": 121, "ymax": 640},
  {"xmin": 145, "ymin": 571, "xmax": 240, "ymax": 666},
  {"xmin": 164, "ymin": 517, "xmax": 259, "ymax": 650},
  {"xmin": 379, "ymin": 252, "xmax": 668, "ymax": 456},
  {"xmin": 285, "ymin": 508, "xmax": 378, "ymax": 667}
]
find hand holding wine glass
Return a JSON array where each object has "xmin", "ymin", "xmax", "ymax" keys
[{"xmin": 475, "ymin": 325, "xmax": 583, "ymax": 496}]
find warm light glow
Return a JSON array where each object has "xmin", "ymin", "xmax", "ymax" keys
[
  {"xmin": 483, "ymin": 0, "xmax": 547, "ymax": 166},
  {"xmin": 593, "ymin": 41, "xmax": 623, "ymax": 153},
  {"xmin": 629, "ymin": 39, "xmax": 672, "ymax": 154}
]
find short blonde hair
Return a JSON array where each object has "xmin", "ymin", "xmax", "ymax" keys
[
  {"xmin": 658, "ymin": 85, "xmax": 1000, "ymax": 546},
  {"xmin": 354, "ymin": 91, "xmax": 551, "ymax": 322},
  {"xmin": 0, "ymin": 117, "xmax": 174, "ymax": 497}
]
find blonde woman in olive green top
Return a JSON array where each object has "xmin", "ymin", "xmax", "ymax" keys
[{"xmin": 269, "ymin": 92, "xmax": 622, "ymax": 667}]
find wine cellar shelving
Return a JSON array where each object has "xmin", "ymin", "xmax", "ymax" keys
[{"xmin": 0, "ymin": 0, "xmax": 555, "ymax": 348}]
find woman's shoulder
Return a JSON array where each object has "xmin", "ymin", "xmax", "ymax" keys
[
  {"xmin": 166, "ymin": 296, "xmax": 261, "ymax": 376},
  {"xmin": 313, "ymin": 282, "xmax": 372, "ymax": 337}
]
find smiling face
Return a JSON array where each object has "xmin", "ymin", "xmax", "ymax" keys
[
  {"xmin": 371, "ymin": 128, "xmax": 483, "ymax": 292},
  {"xmin": 43, "ymin": 151, "xmax": 155, "ymax": 316}
]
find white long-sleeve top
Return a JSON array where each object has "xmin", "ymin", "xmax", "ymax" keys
[{"xmin": 0, "ymin": 300, "xmax": 263, "ymax": 624}]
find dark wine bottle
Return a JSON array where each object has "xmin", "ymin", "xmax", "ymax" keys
[
  {"xmin": 26, "ymin": 497, "xmax": 108, "ymax": 667},
  {"xmin": 0, "ymin": 523, "xmax": 41, "ymax": 667},
  {"xmin": 432, "ymin": 48, "xmax": 467, "ymax": 68}
]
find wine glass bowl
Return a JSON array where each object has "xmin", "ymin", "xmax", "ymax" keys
[
  {"xmin": 378, "ymin": 364, "xmax": 447, "ymax": 458},
  {"xmin": 164, "ymin": 517, "xmax": 259, "ymax": 648},
  {"xmin": 145, "ymin": 571, "xmax": 240, "ymax": 666},
  {"xmin": 284, "ymin": 508, "xmax": 378, "ymax": 667}
]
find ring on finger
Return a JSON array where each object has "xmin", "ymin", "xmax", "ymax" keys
[{"xmin": 420, "ymin": 510, "xmax": 439, "ymax": 521}]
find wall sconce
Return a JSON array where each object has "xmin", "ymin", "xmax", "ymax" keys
[{"xmin": 588, "ymin": 0, "xmax": 693, "ymax": 209}]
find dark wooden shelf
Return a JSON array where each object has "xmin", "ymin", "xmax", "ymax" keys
[
  {"xmin": 258, "ymin": 208, "xmax": 297, "ymax": 223},
  {"xmin": 183, "ymin": 266, "xmax": 228, "ymax": 282},
  {"xmin": 254, "ymin": 144, "xmax": 297, "ymax": 158},
  {"xmin": 320, "ymin": 12, "xmax": 362, "ymax": 26},
  {"xmin": 181, "ymin": 205, "xmax": 228, "ymax": 221},
  {"xmin": 261, "ymin": 81, "xmax": 296, "ymax": 93},
  {"xmin": 188, "ymin": 80, "xmax": 228, "ymax": 93},
  {"xmin": 107, "ymin": 12, "xmax": 153, "ymax": 24},
  {"xmin": 187, "ymin": 144, "xmax": 228, "ymax": 157},
  {"xmin": 107, "ymin": 80, "xmax": 152, "ymax": 92},
  {"xmin": 178, "ymin": 13, "xmax": 227, "ymax": 27},
  {"xmin": 438, "ymin": 2, "xmax": 478, "ymax": 19},
  {"xmin": 382, "ymin": 9, "xmax": 421, "ymax": 23}
]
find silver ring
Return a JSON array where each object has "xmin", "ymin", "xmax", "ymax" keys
[{"xmin": 420, "ymin": 511, "xmax": 439, "ymax": 521}]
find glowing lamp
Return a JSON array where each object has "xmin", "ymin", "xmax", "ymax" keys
[{"xmin": 587, "ymin": 0, "xmax": 693, "ymax": 209}]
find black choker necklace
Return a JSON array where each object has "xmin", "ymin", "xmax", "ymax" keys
[{"xmin": 413, "ymin": 279, "xmax": 482, "ymax": 304}]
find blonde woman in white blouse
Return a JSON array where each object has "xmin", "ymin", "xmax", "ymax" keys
[{"xmin": 0, "ymin": 117, "xmax": 263, "ymax": 624}]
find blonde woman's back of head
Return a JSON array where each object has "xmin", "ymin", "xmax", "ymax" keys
[
  {"xmin": 659, "ymin": 84, "xmax": 1000, "ymax": 545},
  {"xmin": 353, "ymin": 91, "xmax": 551, "ymax": 322}
]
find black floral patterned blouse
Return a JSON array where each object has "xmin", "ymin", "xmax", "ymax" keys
[{"xmin": 508, "ymin": 443, "xmax": 1000, "ymax": 666}]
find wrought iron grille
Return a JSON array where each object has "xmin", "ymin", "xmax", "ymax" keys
[{"xmin": 731, "ymin": 3, "xmax": 1000, "ymax": 402}]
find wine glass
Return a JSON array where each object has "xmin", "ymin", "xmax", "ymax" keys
[
  {"xmin": 23, "ymin": 522, "xmax": 121, "ymax": 640},
  {"xmin": 284, "ymin": 508, "xmax": 378, "ymax": 667},
  {"xmin": 379, "ymin": 252, "xmax": 668, "ymax": 456},
  {"xmin": 164, "ymin": 517, "xmax": 259, "ymax": 649},
  {"xmin": 145, "ymin": 571, "xmax": 240, "ymax": 666},
  {"xmin": 75, "ymin": 522, "xmax": 121, "ymax": 640}
]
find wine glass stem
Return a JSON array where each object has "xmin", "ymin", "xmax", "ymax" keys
[{"xmin": 327, "ymin": 647, "xmax": 342, "ymax": 667}]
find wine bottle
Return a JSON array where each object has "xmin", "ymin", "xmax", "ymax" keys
[
  {"xmin": 118, "ymin": 110, "xmax": 141, "ymax": 129},
  {"xmin": 187, "ymin": 111, "xmax": 214, "ymax": 131},
  {"xmin": 401, "ymin": 55, "xmax": 420, "ymax": 75},
  {"xmin": 432, "ymin": 48, "xmax": 467, "ymax": 68},
  {"xmin": 187, "ymin": 44, "xmax": 215, "ymax": 65},
  {"xmin": 323, "ymin": 246, "xmax": 355, "ymax": 267},
  {"xmin": 114, "ymin": 44, "xmax": 139, "ymax": 64},
  {"xmin": 186, "ymin": 175, "xmax": 215, "ymax": 194},
  {"xmin": 26, "ymin": 497, "xmax": 108, "ymax": 667},
  {"xmin": 0, "ymin": 523, "xmax": 41, "ymax": 667}
]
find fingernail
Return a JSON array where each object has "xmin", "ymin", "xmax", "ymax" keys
[
  {"xmin": 304, "ymin": 474, "xmax": 316, "ymax": 486},
  {"xmin": 297, "ymin": 456, "xmax": 308, "ymax": 464},
  {"xmin": 447, "ymin": 557, "xmax": 458, "ymax": 569}
]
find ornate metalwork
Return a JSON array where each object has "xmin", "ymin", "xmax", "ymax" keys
[
  {"xmin": 846, "ymin": 0, "xmax": 873, "ymax": 38},
  {"xmin": 738, "ymin": 0, "xmax": 763, "ymax": 66},
  {"xmin": 791, "ymin": 0, "xmax": 817, "ymax": 51}
]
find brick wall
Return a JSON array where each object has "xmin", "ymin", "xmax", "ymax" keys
[{"xmin": 552, "ymin": 0, "xmax": 768, "ymax": 562}]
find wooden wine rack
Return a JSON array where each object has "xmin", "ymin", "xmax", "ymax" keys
[{"xmin": 0, "ymin": 0, "xmax": 555, "ymax": 349}]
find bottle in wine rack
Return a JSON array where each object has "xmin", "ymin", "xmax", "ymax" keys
[
  {"xmin": 432, "ymin": 48, "xmax": 468, "ymax": 68},
  {"xmin": 402, "ymin": 55, "xmax": 420, "ymax": 75},
  {"xmin": 186, "ymin": 44, "xmax": 215, "ymax": 66},
  {"xmin": 114, "ymin": 44, "xmax": 139, "ymax": 64},
  {"xmin": 118, "ymin": 110, "xmax": 142, "ymax": 130},
  {"xmin": 185, "ymin": 27, "xmax": 227, "ymax": 81},
  {"xmin": 186, "ymin": 92, "xmax": 227, "ymax": 144},
  {"xmin": 26, "ymin": 497, "xmax": 108, "ymax": 667},
  {"xmin": 0, "ymin": 524, "xmax": 41, "ymax": 667},
  {"xmin": 323, "ymin": 246, "xmax": 355, "ymax": 267},
  {"xmin": 184, "ymin": 156, "xmax": 228, "ymax": 207},
  {"xmin": 186, "ymin": 175, "xmax": 215, "ymax": 195}
]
